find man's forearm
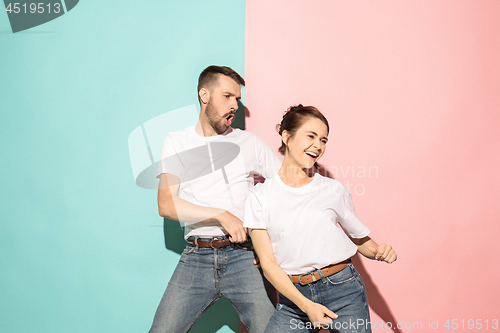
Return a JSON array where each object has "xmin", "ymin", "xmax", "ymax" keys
[
  {"xmin": 159, "ymin": 194, "xmax": 225, "ymax": 224},
  {"xmin": 158, "ymin": 173, "xmax": 226, "ymax": 224}
]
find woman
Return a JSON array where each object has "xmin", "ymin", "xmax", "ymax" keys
[{"xmin": 244, "ymin": 105, "xmax": 397, "ymax": 333}]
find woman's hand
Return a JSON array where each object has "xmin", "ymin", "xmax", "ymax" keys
[
  {"xmin": 368, "ymin": 243, "xmax": 397, "ymax": 263},
  {"xmin": 304, "ymin": 302, "xmax": 338, "ymax": 328},
  {"xmin": 351, "ymin": 236, "xmax": 397, "ymax": 263}
]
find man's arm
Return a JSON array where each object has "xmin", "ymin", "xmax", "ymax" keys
[{"xmin": 158, "ymin": 173, "xmax": 247, "ymax": 243}]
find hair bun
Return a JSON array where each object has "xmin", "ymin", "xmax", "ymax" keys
[
  {"xmin": 275, "ymin": 123, "xmax": 281, "ymax": 134},
  {"xmin": 287, "ymin": 104, "xmax": 304, "ymax": 113}
]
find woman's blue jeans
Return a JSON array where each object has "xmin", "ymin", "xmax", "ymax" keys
[
  {"xmin": 149, "ymin": 238, "xmax": 275, "ymax": 333},
  {"xmin": 264, "ymin": 263, "xmax": 372, "ymax": 333}
]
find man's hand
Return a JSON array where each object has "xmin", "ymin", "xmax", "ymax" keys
[
  {"xmin": 304, "ymin": 302, "xmax": 338, "ymax": 328},
  {"xmin": 368, "ymin": 243, "xmax": 397, "ymax": 263},
  {"xmin": 217, "ymin": 211, "xmax": 247, "ymax": 243}
]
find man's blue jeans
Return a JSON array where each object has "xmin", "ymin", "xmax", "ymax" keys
[
  {"xmin": 149, "ymin": 238, "xmax": 275, "ymax": 333},
  {"xmin": 264, "ymin": 263, "xmax": 371, "ymax": 333}
]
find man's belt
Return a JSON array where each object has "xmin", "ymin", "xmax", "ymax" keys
[
  {"xmin": 187, "ymin": 237, "xmax": 231, "ymax": 249},
  {"xmin": 291, "ymin": 260, "xmax": 350, "ymax": 286}
]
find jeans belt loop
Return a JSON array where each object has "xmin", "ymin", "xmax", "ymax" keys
[
  {"xmin": 317, "ymin": 268, "xmax": 327, "ymax": 283},
  {"xmin": 194, "ymin": 237, "xmax": 199, "ymax": 251}
]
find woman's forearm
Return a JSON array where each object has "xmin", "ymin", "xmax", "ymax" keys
[
  {"xmin": 351, "ymin": 236, "xmax": 397, "ymax": 263},
  {"xmin": 260, "ymin": 260, "xmax": 315, "ymax": 313},
  {"xmin": 352, "ymin": 236, "xmax": 378, "ymax": 259},
  {"xmin": 250, "ymin": 229, "xmax": 315, "ymax": 313}
]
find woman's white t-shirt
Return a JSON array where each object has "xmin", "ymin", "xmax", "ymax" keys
[{"xmin": 244, "ymin": 173, "xmax": 370, "ymax": 275}]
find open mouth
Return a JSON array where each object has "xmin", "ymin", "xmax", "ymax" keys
[
  {"xmin": 305, "ymin": 151, "xmax": 318, "ymax": 160},
  {"xmin": 225, "ymin": 114, "xmax": 235, "ymax": 126}
]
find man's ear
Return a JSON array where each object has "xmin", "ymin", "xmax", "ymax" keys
[{"xmin": 199, "ymin": 88, "xmax": 210, "ymax": 105}]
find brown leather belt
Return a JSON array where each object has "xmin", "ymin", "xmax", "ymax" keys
[
  {"xmin": 291, "ymin": 260, "xmax": 349, "ymax": 286},
  {"xmin": 187, "ymin": 237, "xmax": 231, "ymax": 249}
]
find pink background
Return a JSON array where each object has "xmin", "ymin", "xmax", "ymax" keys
[{"xmin": 245, "ymin": 1, "xmax": 500, "ymax": 331}]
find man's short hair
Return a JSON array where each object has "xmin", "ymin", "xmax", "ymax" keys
[{"xmin": 197, "ymin": 66, "xmax": 245, "ymax": 103}]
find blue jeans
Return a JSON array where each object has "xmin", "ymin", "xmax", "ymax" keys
[
  {"xmin": 149, "ymin": 238, "xmax": 275, "ymax": 333},
  {"xmin": 264, "ymin": 263, "xmax": 371, "ymax": 333}
]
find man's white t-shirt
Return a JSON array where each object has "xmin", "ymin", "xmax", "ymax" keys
[
  {"xmin": 244, "ymin": 173, "xmax": 371, "ymax": 275},
  {"xmin": 157, "ymin": 125, "xmax": 281, "ymax": 239}
]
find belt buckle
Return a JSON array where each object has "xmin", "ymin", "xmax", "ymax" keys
[
  {"xmin": 209, "ymin": 237, "xmax": 222, "ymax": 249},
  {"xmin": 298, "ymin": 272, "xmax": 317, "ymax": 286}
]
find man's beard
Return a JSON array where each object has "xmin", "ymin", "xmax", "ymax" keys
[{"xmin": 206, "ymin": 99, "xmax": 231, "ymax": 134}]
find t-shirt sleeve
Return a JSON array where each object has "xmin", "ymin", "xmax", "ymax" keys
[
  {"xmin": 243, "ymin": 187, "xmax": 267, "ymax": 230},
  {"xmin": 156, "ymin": 134, "xmax": 183, "ymax": 179},
  {"xmin": 338, "ymin": 187, "xmax": 371, "ymax": 238},
  {"xmin": 254, "ymin": 134, "xmax": 281, "ymax": 179}
]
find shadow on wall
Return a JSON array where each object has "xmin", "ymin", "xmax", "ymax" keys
[
  {"xmin": 350, "ymin": 254, "xmax": 403, "ymax": 333},
  {"xmin": 313, "ymin": 164, "xmax": 403, "ymax": 333},
  {"xmin": 161, "ymin": 101, "xmax": 250, "ymax": 333}
]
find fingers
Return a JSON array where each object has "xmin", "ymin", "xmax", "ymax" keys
[
  {"xmin": 219, "ymin": 212, "xmax": 247, "ymax": 243},
  {"xmin": 312, "ymin": 314, "xmax": 335, "ymax": 328},
  {"xmin": 228, "ymin": 233, "xmax": 247, "ymax": 243},
  {"xmin": 325, "ymin": 308, "xmax": 338, "ymax": 319},
  {"xmin": 224, "ymin": 224, "xmax": 247, "ymax": 243},
  {"xmin": 375, "ymin": 243, "xmax": 386, "ymax": 260},
  {"xmin": 228, "ymin": 218, "xmax": 247, "ymax": 243},
  {"xmin": 376, "ymin": 244, "xmax": 397, "ymax": 263},
  {"xmin": 307, "ymin": 304, "xmax": 338, "ymax": 328},
  {"xmin": 253, "ymin": 257, "xmax": 261, "ymax": 268},
  {"xmin": 386, "ymin": 250, "xmax": 398, "ymax": 263},
  {"xmin": 315, "ymin": 317, "xmax": 332, "ymax": 328},
  {"xmin": 234, "ymin": 230, "xmax": 248, "ymax": 243},
  {"xmin": 232, "ymin": 228, "xmax": 248, "ymax": 243},
  {"xmin": 228, "ymin": 229, "xmax": 247, "ymax": 243},
  {"xmin": 312, "ymin": 316, "xmax": 332, "ymax": 328}
]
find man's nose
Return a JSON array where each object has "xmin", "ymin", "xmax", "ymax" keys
[{"xmin": 230, "ymin": 99, "xmax": 238, "ymax": 110}]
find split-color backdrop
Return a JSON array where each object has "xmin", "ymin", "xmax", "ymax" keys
[{"xmin": 1, "ymin": 1, "xmax": 499, "ymax": 332}]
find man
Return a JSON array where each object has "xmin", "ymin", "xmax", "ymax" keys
[{"xmin": 149, "ymin": 66, "xmax": 281, "ymax": 333}]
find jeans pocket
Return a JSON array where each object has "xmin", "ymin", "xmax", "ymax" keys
[
  {"xmin": 324, "ymin": 266, "xmax": 356, "ymax": 285},
  {"xmin": 182, "ymin": 245, "xmax": 195, "ymax": 255},
  {"xmin": 276, "ymin": 302, "xmax": 298, "ymax": 316}
]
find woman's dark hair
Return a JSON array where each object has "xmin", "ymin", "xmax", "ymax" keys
[{"xmin": 276, "ymin": 104, "xmax": 329, "ymax": 155}]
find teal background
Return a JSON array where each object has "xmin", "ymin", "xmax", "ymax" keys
[{"xmin": 0, "ymin": 1, "xmax": 246, "ymax": 332}]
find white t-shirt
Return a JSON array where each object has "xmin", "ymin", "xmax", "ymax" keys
[
  {"xmin": 244, "ymin": 173, "xmax": 370, "ymax": 275},
  {"xmin": 157, "ymin": 125, "xmax": 281, "ymax": 239}
]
